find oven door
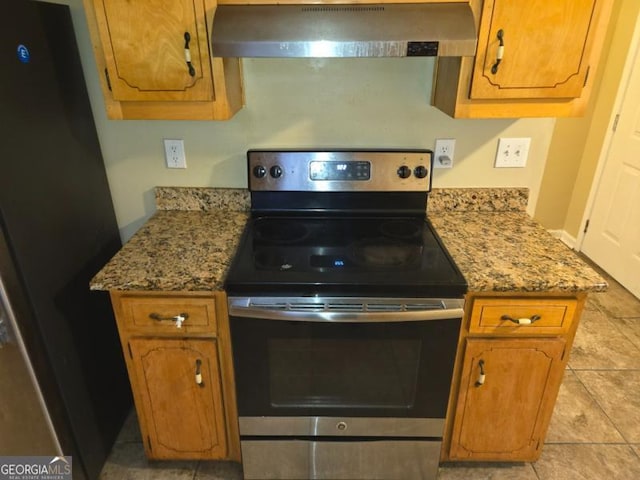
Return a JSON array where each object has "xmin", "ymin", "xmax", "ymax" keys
[{"xmin": 228, "ymin": 297, "xmax": 463, "ymax": 423}]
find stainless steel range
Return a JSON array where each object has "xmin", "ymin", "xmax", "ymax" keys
[{"xmin": 224, "ymin": 149, "xmax": 467, "ymax": 480}]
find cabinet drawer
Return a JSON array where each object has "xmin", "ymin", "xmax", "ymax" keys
[
  {"xmin": 469, "ymin": 298, "xmax": 578, "ymax": 335},
  {"xmin": 119, "ymin": 296, "xmax": 217, "ymax": 335}
]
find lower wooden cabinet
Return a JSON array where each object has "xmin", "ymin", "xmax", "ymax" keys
[
  {"xmin": 442, "ymin": 294, "xmax": 586, "ymax": 463},
  {"xmin": 448, "ymin": 337, "xmax": 566, "ymax": 461},
  {"xmin": 128, "ymin": 338, "xmax": 227, "ymax": 459},
  {"xmin": 110, "ymin": 291, "xmax": 240, "ymax": 461}
]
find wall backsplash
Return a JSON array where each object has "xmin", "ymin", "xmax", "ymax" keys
[{"xmin": 60, "ymin": 0, "xmax": 556, "ymax": 242}]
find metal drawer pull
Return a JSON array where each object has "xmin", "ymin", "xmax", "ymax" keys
[
  {"xmin": 491, "ymin": 29, "xmax": 505, "ymax": 74},
  {"xmin": 184, "ymin": 32, "xmax": 196, "ymax": 77},
  {"xmin": 475, "ymin": 359, "xmax": 486, "ymax": 387},
  {"xmin": 149, "ymin": 312, "xmax": 189, "ymax": 328},
  {"xmin": 500, "ymin": 314, "xmax": 541, "ymax": 325},
  {"xmin": 195, "ymin": 359, "xmax": 204, "ymax": 387}
]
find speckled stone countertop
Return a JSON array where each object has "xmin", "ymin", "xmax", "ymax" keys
[
  {"xmin": 90, "ymin": 186, "xmax": 607, "ymax": 293},
  {"xmin": 428, "ymin": 187, "xmax": 607, "ymax": 293},
  {"xmin": 430, "ymin": 212, "xmax": 607, "ymax": 293},
  {"xmin": 90, "ymin": 189, "xmax": 249, "ymax": 291}
]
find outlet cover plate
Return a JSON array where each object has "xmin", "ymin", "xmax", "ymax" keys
[
  {"xmin": 495, "ymin": 137, "xmax": 530, "ymax": 168},
  {"xmin": 164, "ymin": 139, "xmax": 187, "ymax": 169},
  {"xmin": 434, "ymin": 138, "xmax": 455, "ymax": 169}
]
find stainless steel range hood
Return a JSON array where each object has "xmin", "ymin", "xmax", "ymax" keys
[{"xmin": 211, "ymin": 4, "xmax": 477, "ymax": 58}]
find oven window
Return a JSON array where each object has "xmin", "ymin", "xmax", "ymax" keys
[
  {"xmin": 230, "ymin": 316, "xmax": 461, "ymax": 419},
  {"xmin": 268, "ymin": 338, "xmax": 421, "ymax": 409}
]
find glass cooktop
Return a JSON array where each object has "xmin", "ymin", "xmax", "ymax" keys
[{"xmin": 224, "ymin": 216, "xmax": 467, "ymax": 297}]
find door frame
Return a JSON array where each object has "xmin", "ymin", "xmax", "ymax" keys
[{"xmin": 577, "ymin": 12, "xmax": 640, "ymax": 250}]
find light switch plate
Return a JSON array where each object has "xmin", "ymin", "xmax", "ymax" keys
[{"xmin": 495, "ymin": 137, "xmax": 530, "ymax": 168}]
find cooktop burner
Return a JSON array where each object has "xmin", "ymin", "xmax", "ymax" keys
[{"xmin": 253, "ymin": 218, "xmax": 311, "ymax": 244}]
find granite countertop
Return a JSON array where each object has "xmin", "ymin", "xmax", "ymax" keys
[
  {"xmin": 430, "ymin": 212, "xmax": 607, "ymax": 293},
  {"xmin": 90, "ymin": 189, "xmax": 249, "ymax": 291},
  {"xmin": 90, "ymin": 187, "xmax": 607, "ymax": 293},
  {"xmin": 427, "ymin": 188, "xmax": 607, "ymax": 293}
]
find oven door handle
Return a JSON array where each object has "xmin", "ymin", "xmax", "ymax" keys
[{"xmin": 228, "ymin": 305, "xmax": 464, "ymax": 323}]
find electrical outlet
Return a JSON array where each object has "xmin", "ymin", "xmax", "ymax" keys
[
  {"xmin": 495, "ymin": 137, "xmax": 530, "ymax": 168},
  {"xmin": 164, "ymin": 139, "xmax": 187, "ymax": 169},
  {"xmin": 434, "ymin": 138, "xmax": 455, "ymax": 169}
]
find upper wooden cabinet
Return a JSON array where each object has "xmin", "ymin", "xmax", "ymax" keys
[
  {"xmin": 83, "ymin": 0, "xmax": 243, "ymax": 120},
  {"xmin": 471, "ymin": 0, "xmax": 598, "ymax": 100},
  {"xmin": 93, "ymin": 0, "xmax": 214, "ymax": 102},
  {"xmin": 433, "ymin": 0, "xmax": 614, "ymax": 118}
]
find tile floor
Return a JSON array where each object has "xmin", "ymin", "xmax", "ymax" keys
[{"xmin": 101, "ymin": 267, "xmax": 640, "ymax": 480}]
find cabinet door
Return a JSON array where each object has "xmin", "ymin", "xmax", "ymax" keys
[
  {"xmin": 470, "ymin": 0, "xmax": 598, "ymax": 100},
  {"xmin": 449, "ymin": 337, "xmax": 565, "ymax": 461},
  {"xmin": 128, "ymin": 338, "xmax": 227, "ymax": 459},
  {"xmin": 93, "ymin": 0, "xmax": 214, "ymax": 102}
]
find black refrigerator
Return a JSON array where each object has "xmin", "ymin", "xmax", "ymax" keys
[{"xmin": 0, "ymin": 1, "xmax": 132, "ymax": 478}]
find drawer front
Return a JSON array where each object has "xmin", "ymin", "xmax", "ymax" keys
[
  {"xmin": 119, "ymin": 296, "xmax": 217, "ymax": 335},
  {"xmin": 469, "ymin": 298, "xmax": 578, "ymax": 335}
]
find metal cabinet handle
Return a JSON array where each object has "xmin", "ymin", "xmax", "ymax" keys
[
  {"xmin": 500, "ymin": 314, "xmax": 541, "ymax": 325},
  {"xmin": 195, "ymin": 359, "xmax": 204, "ymax": 387},
  {"xmin": 491, "ymin": 29, "xmax": 505, "ymax": 74},
  {"xmin": 148, "ymin": 312, "xmax": 189, "ymax": 328},
  {"xmin": 184, "ymin": 32, "xmax": 196, "ymax": 77},
  {"xmin": 475, "ymin": 359, "xmax": 486, "ymax": 387}
]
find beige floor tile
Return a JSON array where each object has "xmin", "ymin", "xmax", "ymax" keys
[
  {"xmin": 568, "ymin": 308, "xmax": 640, "ymax": 369},
  {"xmin": 610, "ymin": 317, "xmax": 640, "ymax": 350},
  {"xmin": 584, "ymin": 295, "xmax": 603, "ymax": 312},
  {"xmin": 633, "ymin": 444, "xmax": 640, "ymax": 457},
  {"xmin": 195, "ymin": 461, "xmax": 243, "ymax": 479},
  {"xmin": 438, "ymin": 462, "xmax": 538, "ymax": 480},
  {"xmin": 587, "ymin": 275, "xmax": 640, "ymax": 318},
  {"xmin": 547, "ymin": 370, "xmax": 624, "ymax": 443},
  {"xmin": 575, "ymin": 370, "xmax": 640, "ymax": 443},
  {"xmin": 534, "ymin": 444, "xmax": 640, "ymax": 479},
  {"xmin": 99, "ymin": 442, "xmax": 197, "ymax": 480}
]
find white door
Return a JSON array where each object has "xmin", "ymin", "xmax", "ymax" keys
[{"xmin": 581, "ymin": 34, "xmax": 640, "ymax": 299}]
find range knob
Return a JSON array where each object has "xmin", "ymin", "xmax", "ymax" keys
[
  {"xmin": 397, "ymin": 165, "xmax": 412, "ymax": 179},
  {"xmin": 253, "ymin": 165, "xmax": 267, "ymax": 178},
  {"xmin": 270, "ymin": 165, "xmax": 283, "ymax": 178},
  {"xmin": 414, "ymin": 165, "xmax": 429, "ymax": 179}
]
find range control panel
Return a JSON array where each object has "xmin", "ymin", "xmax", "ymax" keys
[{"xmin": 248, "ymin": 149, "xmax": 433, "ymax": 192}]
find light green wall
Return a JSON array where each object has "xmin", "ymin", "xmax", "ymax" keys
[
  {"xmin": 56, "ymin": 0, "xmax": 555, "ymax": 241},
  {"xmin": 563, "ymin": 0, "xmax": 640, "ymax": 239},
  {"xmin": 534, "ymin": 0, "xmax": 640, "ymax": 240}
]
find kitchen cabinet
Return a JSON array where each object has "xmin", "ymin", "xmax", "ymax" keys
[
  {"xmin": 443, "ymin": 294, "xmax": 585, "ymax": 462},
  {"xmin": 449, "ymin": 337, "xmax": 566, "ymax": 460},
  {"xmin": 82, "ymin": 0, "xmax": 243, "ymax": 120},
  {"xmin": 110, "ymin": 291, "xmax": 240, "ymax": 460},
  {"xmin": 433, "ymin": 0, "xmax": 614, "ymax": 118},
  {"xmin": 128, "ymin": 338, "xmax": 226, "ymax": 459}
]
